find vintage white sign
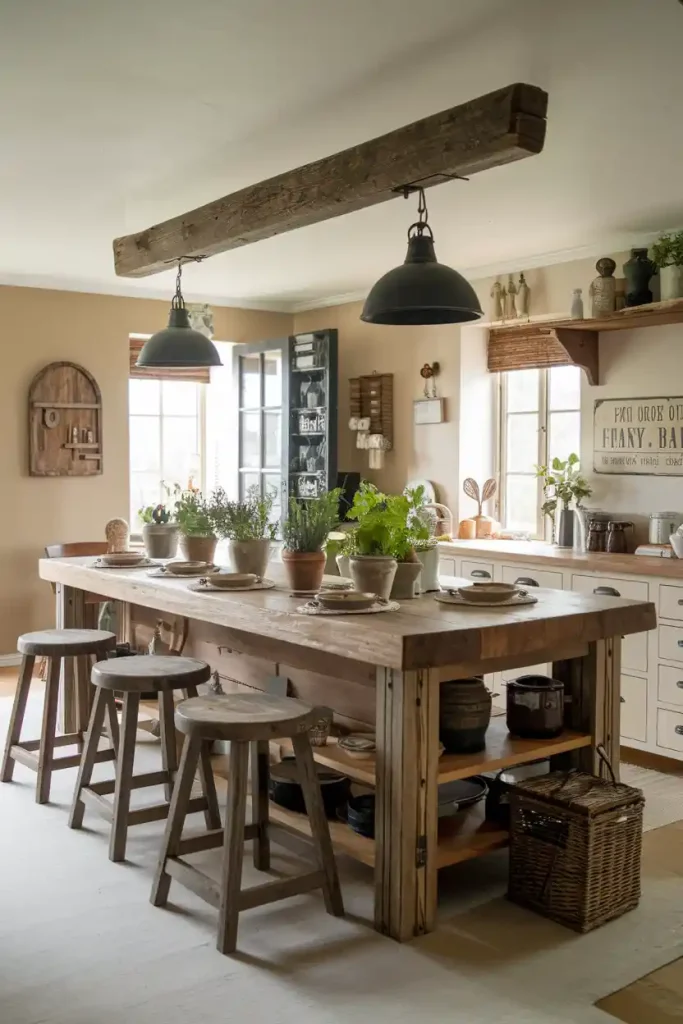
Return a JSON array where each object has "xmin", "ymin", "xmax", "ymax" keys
[{"xmin": 594, "ymin": 397, "xmax": 683, "ymax": 475}]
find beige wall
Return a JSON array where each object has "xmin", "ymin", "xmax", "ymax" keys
[{"xmin": 0, "ymin": 285, "xmax": 290, "ymax": 655}]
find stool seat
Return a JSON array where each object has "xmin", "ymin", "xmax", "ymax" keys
[
  {"xmin": 175, "ymin": 692, "xmax": 318, "ymax": 741},
  {"xmin": 18, "ymin": 629, "xmax": 116, "ymax": 657},
  {"xmin": 92, "ymin": 655, "xmax": 211, "ymax": 692}
]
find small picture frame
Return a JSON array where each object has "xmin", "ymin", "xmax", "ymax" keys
[{"xmin": 413, "ymin": 398, "xmax": 445, "ymax": 425}]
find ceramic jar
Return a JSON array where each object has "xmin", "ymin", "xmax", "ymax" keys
[
  {"xmin": 390, "ymin": 561, "xmax": 422, "ymax": 600},
  {"xmin": 142, "ymin": 523, "xmax": 179, "ymax": 560},
  {"xmin": 623, "ymin": 248, "xmax": 655, "ymax": 306},
  {"xmin": 439, "ymin": 677, "xmax": 492, "ymax": 754}
]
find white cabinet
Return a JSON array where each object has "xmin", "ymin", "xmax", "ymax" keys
[
  {"xmin": 501, "ymin": 565, "xmax": 563, "ymax": 590},
  {"xmin": 439, "ymin": 556, "xmax": 456, "ymax": 578},
  {"xmin": 571, "ymin": 574, "xmax": 649, "ymax": 674},
  {"xmin": 656, "ymin": 708, "xmax": 683, "ymax": 754},
  {"xmin": 620, "ymin": 674, "xmax": 647, "ymax": 742},
  {"xmin": 461, "ymin": 559, "xmax": 494, "ymax": 581},
  {"xmin": 659, "ymin": 624, "xmax": 683, "ymax": 664},
  {"xmin": 659, "ymin": 584, "xmax": 683, "ymax": 623},
  {"xmin": 657, "ymin": 664, "xmax": 683, "ymax": 708}
]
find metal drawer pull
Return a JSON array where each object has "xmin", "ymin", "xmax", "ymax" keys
[
  {"xmin": 676, "ymin": 725, "xmax": 683, "ymax": 736},
  {"xmin": 594, "ymin": 586, "xmax": 620, "ymax": 597},
  {"xmin": 677, "ymin": 681, "xmax": 683, "ymax": 689},
  {"xmin": 678, "ymin": 599, "xmax": 683, "ymax": 605},
  {"xmin": 515, "ymin": 576, "xmax": 539, "ymax": 587},
  {"xmin": 470, "ymin": 569, "xmax": 491, "ymax": 579},
  {"xmin": 678, "ymin": 640, "xmax": 683, "ymax": 648}
]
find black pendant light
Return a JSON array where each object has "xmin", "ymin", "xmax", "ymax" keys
[
  {"xmin": 361, "ymin": 188, "xmax": 483, "ymax": 326},
  {"xmin": 136, "ymin": 258, "xmax": 222, "ymax": 369}
]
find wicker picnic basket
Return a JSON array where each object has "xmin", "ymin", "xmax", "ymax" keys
[{"xmin": 508, "ymin": 767, "xmax": 644, "ymax": 932}]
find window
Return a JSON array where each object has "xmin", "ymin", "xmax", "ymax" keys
[
  {"xmin": 129, "ymin": 378, "xmax": 204, "ymax": 528},
  {"xmin": 499, "ymin": 365, "xmax": 582, "ymax": 536},
  {"xmin": 236, "ymin": 345, "xmax": 284, "ymax": 523}
]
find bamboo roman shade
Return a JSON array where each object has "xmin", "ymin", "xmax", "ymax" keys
[
  {"xmin": 487, "ymin": 326, "xmax": 572, "ymax": 374},
  {"xmin": 129, "ymin": 338, "xmax": 211, "ymax": 384}
]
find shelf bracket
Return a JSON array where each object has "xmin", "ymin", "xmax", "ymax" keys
[{"xmin": 552, "ymin": 328, "xmax": 599, "ymax": 386}]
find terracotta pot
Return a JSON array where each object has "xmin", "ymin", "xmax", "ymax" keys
[
  {"xmin": 282, "ymin": 549, "xmax": 326, "ymax": 592},
  {"xmin": 179, "ymin": 534, "xmax": 217, "ymax": 564},
  {"xmin": 228, "ymin": 538, "xmax": 271, "ymax": 577},
  {"xmin": 390, "ymin": 560, "xmax": 422, "ymax": 600},
  {"xmin": 142, "ymin": 523, "xmax": 179, "ymax": 560},
  {"xmin": 349, "ymin": 555, "xmax": 397, "ymax": 601}
]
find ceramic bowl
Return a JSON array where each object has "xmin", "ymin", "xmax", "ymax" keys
[
  {"xmin": 100, "ymin": 551, "xmax": 146, "ymax": 567},
  {"xmin": 670, "ymin": 533, "xmax": 683, "ymax": 558},
  {"xmin": 317, "ymin": 590, "xmax": 376, "ymax": 611},
  {"xmin": 338, "ymin": 734, "xmax": 376, "ymax": 759},
  {"xmin": 165, "ymin": 560, "xmax": 213, "ymax": 576},
  {"xmin": 457, "ymin": 582, "xmax": 518, "ymax": 605},
  {"xmin": 206, "ymin": 571, "xmax": 259, "ymax": 589}
]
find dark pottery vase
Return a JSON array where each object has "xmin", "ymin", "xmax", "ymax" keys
[
  {"xmin": 506, "ymin": 675, "xmax": 564, "ymax": 739},
  {"xmin": 439, "ymin": 677, "xmax": 492, "ymax": 753},
  {"xmin": 556, "ymin": 508, "xmax": 575, "ymax": 548},
  {"xmin": 623, "ymin": 248, "xmax": 655, "ymax": 307}
]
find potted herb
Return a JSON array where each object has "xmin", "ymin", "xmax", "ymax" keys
[
  {"xmin": 651, "ymin": 231, "xmax": 683, "ymax": 301},
  {"xmin": 215, "ymin": 486, "xmax": 278, "ymax": 577},
  {"xmin": 406, "ymin": 485, "xmax": 439, "ymax": 593},
  {"xmin": 535, "ymin": 453, "xmax": 592, "ymax": 547},
  {"xmin": 345, "ymin": 483, "xmax": 422, "ymax": 600},
  {"xmin": 174, "ymin": 488, "xmax": 218, "ymax": 564},
  {"xmin": 138, "ymin": 483, "xmax": 181, "ymax": 560},
  {"xmin": 282, "ymin": 489, "xmax": 342, "ymax": 592}
]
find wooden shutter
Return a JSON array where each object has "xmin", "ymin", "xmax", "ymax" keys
[
  {"xmin": 129, "ymin": 338, "xmax": 211, "ymax": 384},
  {"xmin": 487, "ymin": 324, "xmax": 598, "ymax": 384}
]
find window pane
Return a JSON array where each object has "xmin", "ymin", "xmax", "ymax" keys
[
  {"xmin": 240, "ymin": 355, "xmax": 261, "ymax": 408},
  {"xmin": 549, "ymin": 365, "xmax": 581, "ymax": 411},
  {"xmin": 264, "ymin": 473, "xmax": 282, "ymax": 522},
  {"xmin": 505, "ymin": 476, "xmax": 538, "ymax": 533},
  {"xmin": 129, "ymin": 378, "xmax": 160, "ymax": 415},
  {"xmin": 240, "ymin": 412, "xmax": 260, "ymax": 468},
  {"xmin": 162, "ymin": 380, "xmax": 199, "ymax": 417},
  {"xmin": 162, "ymin": 416, "xmax": 200, "ymax": 489},
  {"xmin": 130, "ymin": 472, "xmax": 164, "ymax": 526},
  {"xmin": 130, "ymin": 416, "xmax": 160, "ymax": 473},
  {"xmin": 548, "ymin": 411, "xmax": 581, "ymax": 466},
  {"xmin": 264, "ymin": 412, "xmax": 281, "ymax": 469},
  {"xmin": 263, "ymin": 350, "xmax": 282, "ymax": 408},
  {"xmin": 506, "ymin": 369, "xmax": 539, "ymax": 412},
  {"xmin": 506, "ymin": 413, "xmax": 539, "ymax": 473},
  {"xmin": 240, "ymin": 471, "xmax": 260, "ymax": 499}
]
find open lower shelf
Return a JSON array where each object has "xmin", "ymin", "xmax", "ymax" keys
[
  {"xmin": 286, "ymin": 720, "xmax": 592, "ymax": 788},
  {"xmin": 268, "ymin": 798, "xmax": 509, "ymax": 871}
]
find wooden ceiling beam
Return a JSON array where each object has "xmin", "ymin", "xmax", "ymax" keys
[{"xmin": 113, "ymin": 82, "xmax": 548, "ymax": 278}]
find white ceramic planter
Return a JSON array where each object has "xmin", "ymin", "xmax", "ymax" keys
[
  {"xmin": 390, "ymin": 561, "xmax": 422, "ymax": 600},
  {"xmin": 228, "ymin": 538, "xmax": 271, "ymax": 577},
  {"xmin": 349, "ymin": 555, "xmax": 397, "ymax": 600},
  {"xmin": 660, "ymin": 264, "xmax": 683, "ymax": 301},
  {"xmin": 415, "ymin": 546, "xmax": 440, "ymax": 593}
]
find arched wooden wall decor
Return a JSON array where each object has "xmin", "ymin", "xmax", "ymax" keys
[{"xmin": 28, "ymin": 361, "xmax": 103, "ymax": 476}]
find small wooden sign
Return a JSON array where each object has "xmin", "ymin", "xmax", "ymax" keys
[{"xmin": 594, "ymin": 396, "xmax": 683, "ymax": 475}]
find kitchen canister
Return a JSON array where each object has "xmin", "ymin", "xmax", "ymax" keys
[
  {"xmin": 440, "ymin": 677, "xmax": 492, "ymax": 753},
  {"xmin": 506, "ymin": 674, "xmax": 565, "ymax": 739},
  {"xmin": 649, "ymin": 511, "xmax": 683, "ymax": 545}
]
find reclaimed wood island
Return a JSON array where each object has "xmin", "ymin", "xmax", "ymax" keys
[{"xmin": 39, "ymin": 557, "xmax": 656, "ymax": 942}]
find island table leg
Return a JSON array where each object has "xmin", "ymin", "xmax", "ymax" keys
[{"xmin": 374, "ymin": 666, "xmax": 439, "ymax": 941}]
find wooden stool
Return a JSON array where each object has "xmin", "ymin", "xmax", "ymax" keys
[
  {"xmin": 69, "ymin": 655, "xmax": 221, "ymax": 862},
  {"xmin": 1, "ymin": 629, "xmax": 117, "ymax": 804},
  {"xmin": 151, "ymin": 692, "xmax": 344, "ymax": 955}
]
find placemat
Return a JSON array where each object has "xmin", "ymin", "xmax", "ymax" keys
[
  {"xmin": 188, "ymin": 579, "xmax": 275, "ymax": 593},
  {"xmin": 434, "ymin": 591, "xmax": 537, "ymax": 608},
  {"xmin": 296, "ymin": 599, "xmax": 400, "ymax": 615}
]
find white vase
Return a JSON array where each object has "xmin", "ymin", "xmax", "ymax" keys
[{"xmin": 660, "ymin": 265, "xmax": 683, "ymax": 301}]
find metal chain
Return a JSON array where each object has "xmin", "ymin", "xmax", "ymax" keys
[
  {"xmin": 171, "ymin": 259, "xmax": 185, "ymax": 309},
  {"xmin": 417, "ymin": 187, "xmax": 428, "ymax": 226}
]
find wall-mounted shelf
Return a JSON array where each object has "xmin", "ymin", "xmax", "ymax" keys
[{"xmin": 488, "ymin": 298, "xmax": 683, "ymax": 385}]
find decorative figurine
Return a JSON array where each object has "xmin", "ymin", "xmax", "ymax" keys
[
  {"xmin": 105, "ymin": 517, "xmax": 130, "ymax": 553},
  {"xmin": 570, "ymin": 288, "xmax": 584, "ymax": 319},
  {"xmin": 589, "ymin": 257, "xmax": 617, "ymax": 317},
  {"xmin": 514, "ymin": 272, "xmax": 530, "ymax": 318},
  {"xmin": 490, "ymin": 280, "xmax": 504, "ymax": 320},
  {"xmin": 623, "ymin": 248, "xmax": 656, "ymax": 306},
  {"xmin": 504, "ymin": 274, "xmax": 517, "ymax": 319},
  {"xmin": 86, "ymin": 429, "xmax": 94, "ymax": 444},
  {"xmin": 71, "ymin": 426, "xmax": 78, "ymax": 444}
]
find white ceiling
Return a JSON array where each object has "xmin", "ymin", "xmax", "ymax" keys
[{"xmin": 2, "ymin": 0, "xmax": 683, "ymax": 310}]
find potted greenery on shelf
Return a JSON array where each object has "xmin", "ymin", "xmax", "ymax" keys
[
  {"xmin": 535, "ymin": 453, "xmax": 592, "ymax": 547},
  {"xmin": 651, "ymin": 231, "xmax": 683, "ymax": 301},
  {"xmin": 217, "ymin": 486, "xmax": 278, "ymax": 577},
  {"xmin": 139, "ymin": 482, "xmax": 181, "ymax": 559},
  {"xmin": 282, "ymin": 489, "xmax": 342, "ymax": 592},
  {"xmin": 174, "ymin": 488, "xmax": 221, "ymax": 564}
]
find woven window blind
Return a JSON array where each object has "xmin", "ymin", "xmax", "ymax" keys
[
  {"xmin": 487, "ymin": 327, "xmax": 571, "ymax": 374},
  {"xmin": 129, "ymin": 338, "xmax": 211, "ymax": 384}
]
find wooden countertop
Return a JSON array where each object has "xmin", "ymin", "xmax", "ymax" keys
[
  {"xmin": 438, "ymin": 539, "xmax": 683, "ymax": 579},
  {"xmin": 40, "ymin": 557, "xmax": 656, "ymax": 673}
]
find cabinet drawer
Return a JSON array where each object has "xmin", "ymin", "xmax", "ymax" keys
[
  {"xmin": 502, "ymin": 565, "xmax": 563, "ymax": 589},
  {"xmin": 439, "ymin": 556, "xmax": 456, "ymax": 578},
  {"xmin": 461, "ymin": 559, "xmax": 494, "ymax": 581},
  {"xmin": 572, "ymin": 574, "xmax": 649, "ymax": 674},
  {"xmin": 620, "ymin": 674, "xmax": 647, "ymax": 742},
  {"xmin": 659, "ymin": 584, "xmax": 683, "ymax": 622},
  {"xmin": 656, "ymin": 707, "xmax": 683, "ymax": 754},
  {"xmin": 659, "ymin": 624, "xmax": 683, "ymax": 665},
  {"xmin": 658, "ymin": 664, "xmax": 683, "ymax": 708}
]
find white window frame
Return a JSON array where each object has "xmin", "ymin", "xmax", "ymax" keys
[{"xmin": 496, "ymin": 367, "xmax": 581, "ymax": 539}]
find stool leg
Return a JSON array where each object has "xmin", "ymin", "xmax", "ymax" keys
[
  {"xmin": 217, "ymin": 741, "xmax": 249, "ymax": 955},
  {"xmin": 151, "ymin": 733, "xmax": 202, "ymax": 908},
  {"xmin": 36, "ymin": 657, "xmax": 62, "ymax": 805},
  {"xmin": 292, "ymin": 732, "xmax": 344, "ymax": 918},
  {"xmin": 109, "ymin": 691, "xmax": 139, "ymax": 862},
  {"xmin": 251, "ymin": 740, "xmax": 270, "ymax": 871},
  {"xmin": 158, "ymin": 689, "xmax": 178, "ymax": 802},
  {"xmin": 184, "ymin": 684, "xmax": 221, "ymax": 830},
  {"xmin": 68, "ymin": 686, "xmax": 109, "ymax": 829},
  {"xmin": 104, "ymin": 690, "xmax": 120, "ymax": 758},
  {"xmin": 1, "ymin": 654, "xmax": 35, "ymax": 783}
]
